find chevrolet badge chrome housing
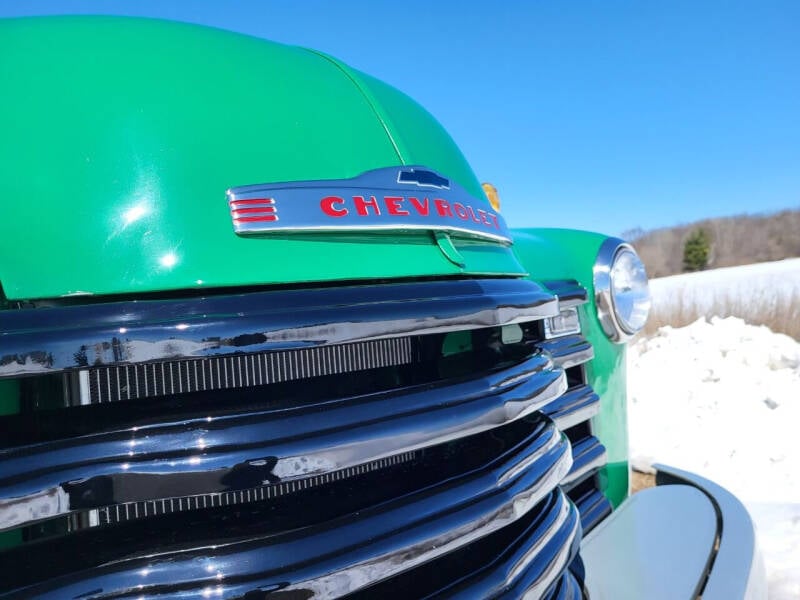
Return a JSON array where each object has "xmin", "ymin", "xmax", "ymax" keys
[{"xmin": 227, "ymin": 166, "xmax": 512, "ymax": 244}]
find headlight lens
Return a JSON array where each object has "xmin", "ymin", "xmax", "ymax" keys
[
  {"xmin": 610, "ymin": 248, "xmax": 650, "ymax": 333},
  {"xmin": 594, "ymin": 239, "xmax": 651, "ymax": 342}
]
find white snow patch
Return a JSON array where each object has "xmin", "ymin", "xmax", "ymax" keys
[
  {"xmin": 650, "ymin": 257, "xmax": 800, "ymax": 315},
  {"xmin": 629, "ymin": 261, "xmax": 800, "ymax": 599},
  {"xmin": 629, "ymin": 316, "xmax": 800, "ymax": 503}
]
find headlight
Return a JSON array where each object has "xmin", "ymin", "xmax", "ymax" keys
[{"xmin": 593, "ymin": 238, "xmax": 651, "ymax": 342}]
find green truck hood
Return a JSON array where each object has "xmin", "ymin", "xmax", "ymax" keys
[{"xmin": 0, "ymin": 16, "xmax": 524, "ymax": 300}]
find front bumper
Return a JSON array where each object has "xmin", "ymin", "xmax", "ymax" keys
[{"xmin": 582, "ymin": 464, "xmax": 767, "ymax": 600}]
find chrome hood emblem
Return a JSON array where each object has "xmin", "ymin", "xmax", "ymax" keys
[{"xmin": 226, "ymin": 166, "xmax": 511, "ymax": 244}]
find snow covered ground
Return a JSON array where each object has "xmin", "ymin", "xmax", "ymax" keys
[
  {"xmin": 628, "ymin": 259, "xmax": 800, "ymax": 599},
  {"xmin": 650, "ymin": 257, "xmax": 800, "ymax": 314}
]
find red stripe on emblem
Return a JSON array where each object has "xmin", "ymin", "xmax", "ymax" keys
[
  {"xmin": 231, "ymin": 206, "xmax": 277, "ymax": 214},
  {"xmin": 230, "ymin": 198, "xmax": 275, "ymax": 206},
  {"xmin": 234, "ymin": 215, "xmax": 279, "ymax": 222}
]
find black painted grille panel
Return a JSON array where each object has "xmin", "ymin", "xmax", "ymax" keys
[
  {"xmin": 98, "ymin": 451, "xmax": 416, "ymax": 526},
  {"xmin": 88, "ymin": 337, "xmax": 413, "ymax": 403}
]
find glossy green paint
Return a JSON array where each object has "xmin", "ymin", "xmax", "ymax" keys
[
  {"xmin": 511, "ymin": 228, "xmax": 630, "ymax": 508},
  {"xmin": 0, "ymin": 16, "xmax": 523, "ymax": 301},
  {"xmin": 337, "ymin": 66, "xmax": 488, "ymax": 202}
]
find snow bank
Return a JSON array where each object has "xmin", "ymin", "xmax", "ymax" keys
[{"xmin": 628, "ymin": 315, "xmax": 800, "ymax": 599}]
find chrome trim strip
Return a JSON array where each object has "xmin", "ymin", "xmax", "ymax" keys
[
  {"xmin": 543, "ymin": 307, "xmax": 582, "ymax": 339},
  {"xmin": 8, "ymin": 425, "xmax": 573, "ymax": 599},
  {"xmin": 0, "ymin": 278, "xmax": 559, "ymax": 377},
  {"xmin": 0, "ymin": 355, "xmax": 566, "ymax": 530},
  {"xmin": 654, "ymin": 464, "xmax": 769, "ymax": 600},
  {"xmin": 231, "ymin": 221, "xmax": 515, "ymax": 243}
]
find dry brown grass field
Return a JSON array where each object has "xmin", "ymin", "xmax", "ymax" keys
[{"xmin": 644, "ymin": 288, "xmax": 800, "ymax": 340}]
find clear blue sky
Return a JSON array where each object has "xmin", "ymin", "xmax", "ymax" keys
[{"xmin": 2, "ymin": 0, "xmax": 798, "ymax": 236}]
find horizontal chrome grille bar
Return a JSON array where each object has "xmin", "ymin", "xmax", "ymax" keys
[
  {"xmin": 9, "ymin": 420, "xmax": 572, "ymax": 599},
  {"xmin": 0, "ymin": 354, "xmax": 566, "ymax": 531},
  {"xmin": 0, "ymin": 278, "xmax": 559, "ymax": 377}
]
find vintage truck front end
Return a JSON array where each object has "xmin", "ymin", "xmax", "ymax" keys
[{"xmin": 0, "ymin": 16, "xmax": 765, "ymax": 599}]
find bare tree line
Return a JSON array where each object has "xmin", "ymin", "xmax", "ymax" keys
[{"xmin": 624, "ymin": 209, "xmax": 800, "ymax": 278}]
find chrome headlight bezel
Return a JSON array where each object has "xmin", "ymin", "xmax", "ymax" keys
[{"xmin": 593, "ymin": 238, "xmax": 651, "ymax": 343}]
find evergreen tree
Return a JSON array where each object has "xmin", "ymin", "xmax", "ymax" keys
[{"xmin": 683, "ymin": 228, "xmax": 711, "ymax": 272}]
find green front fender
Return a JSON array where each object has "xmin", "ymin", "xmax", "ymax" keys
[{"xmin": 512, "ymin": 228, "xmax": 629, "ymax": 508}]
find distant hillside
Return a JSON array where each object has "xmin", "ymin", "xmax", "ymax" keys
[{"xmin": 625, "ymin": 209, "xmax": 800, "ymax": 278}]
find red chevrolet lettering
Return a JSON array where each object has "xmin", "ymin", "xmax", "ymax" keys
[
  {"xmin": 354, "ymin": 195, "xmax": 381, "ymax": 216},
  {"xmin": 466, "ymin": 206, "xmax": 482, "ymax": 224},
  {"xmin": 320, "ymin": 196, "xmax": 348, "ymax": 217},
  {"xmin": 409, "ymin": 197, "xmax": 430, "ymax": 216},
  {"xmin": 434, "ymin": 199, "xmax": 452, "ymax": 217},
  {"xmin": 453, "ymin": 203, "xmax": 469, "ymax": 220},
  {"xmin": 384, "ymin": 196, "xmax": 409, "ymax": 216}
]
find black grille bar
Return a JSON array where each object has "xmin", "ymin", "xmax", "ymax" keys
[
  {"xmin": 4, "ymin": 419, "xmax": 572, "ymax": 599},
  {"xmin": 573, "ymin": 487, "xmax": 613, "ymax": 533},
  {"xmin": 539, "ymin": 334, "xmax": 594, "ymax": 368},
  {"xmin": 0, "ymin": 278, "xmax": 559, "ymax": 378},
  {"xmin": 443, "ymin": 492, "xmax": 581, "ymax": 599},
  {"xmin": 99, "ymin": 451, "xmax": 417, "ymax": 526},
  {"xmin": 541, "ymin": 279, "xmax": 589, "ymax": 308},
  {"xmin": 543, "ymin": 384, "xmax": 600, "ymax": 430},
  {"xmin": 561, "ymin": 436, "xmax": 607, "ymax": 488},
  {"xmin": 0, "ymin": 354, "xmax": 566, "ymax": 531}
]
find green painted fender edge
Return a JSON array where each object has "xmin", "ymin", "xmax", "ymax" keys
[{"xmin": 511, "ymin": 228, "xmax": 630, "ymax": 508}]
